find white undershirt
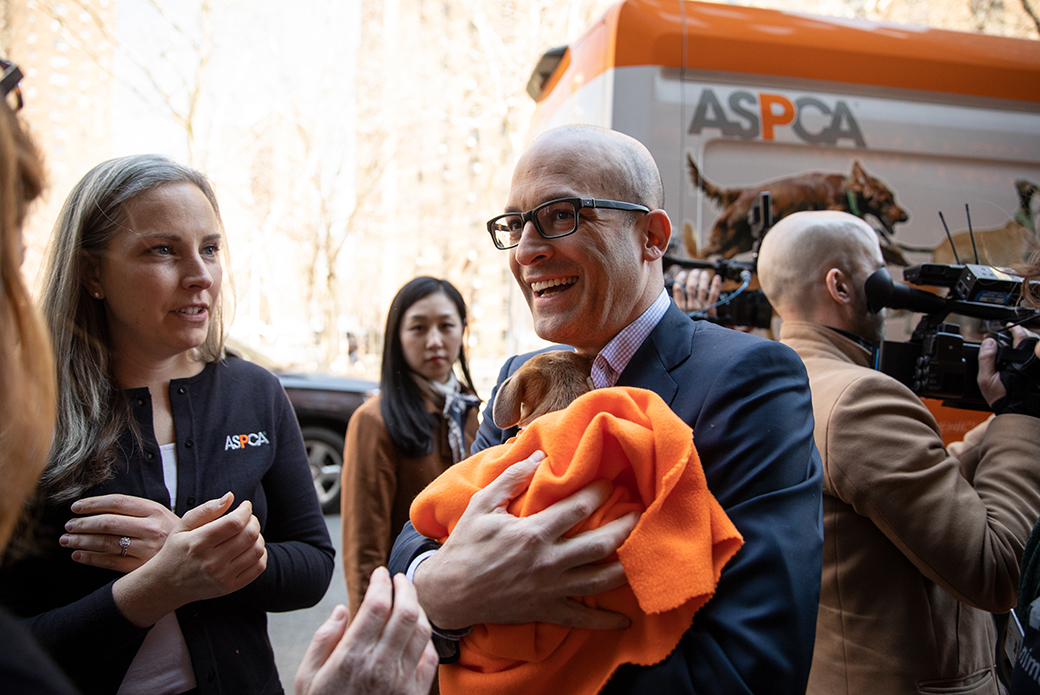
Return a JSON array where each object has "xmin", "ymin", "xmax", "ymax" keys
[{"xmin": 117, "ymin": 443, "xmax": 196, "ymax": 695}]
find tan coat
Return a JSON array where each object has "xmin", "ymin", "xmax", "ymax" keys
[
  {"xmin": 340, "ymin": 392, "xmax": 479, "ymax": 616},
  {"xmin": 780, "ymin": 321, "xmax": 1040, "ymax": 695}
]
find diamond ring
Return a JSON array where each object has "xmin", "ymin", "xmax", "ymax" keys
[{"xmin": 119, "ymin": 536, "xmax": 130, "ymax": 557}]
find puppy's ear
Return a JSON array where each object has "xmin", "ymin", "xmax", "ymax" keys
[{"xmin": 493, "ymin": 373, "xmax": 526, "ymax": 429}]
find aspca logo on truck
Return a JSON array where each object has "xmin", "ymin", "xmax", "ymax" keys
[
  {"xmin": 225, "ymin": 431, "xmax": 270, "ymax": 450},
  {"xmin": 688, "ymin": 88, "xmax": 866, "ymax": 148}
]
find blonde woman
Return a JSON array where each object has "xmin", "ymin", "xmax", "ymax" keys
[{"xmin": 0, "ymin": 154, "xmax": 334, "ymax": 695}]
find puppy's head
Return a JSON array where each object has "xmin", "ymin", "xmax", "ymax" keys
[{"xmin": 493, "ymin": 351, "xmax": 595, "ymax": 430}]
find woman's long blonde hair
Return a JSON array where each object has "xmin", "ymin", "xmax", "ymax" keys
[
  {"xmin": 38, "ymin": 154, "xmax": 229, "ymax": 504},
  {"xmin": 0, "ymin": 97, "xmax": 53, "ymax": 554}
]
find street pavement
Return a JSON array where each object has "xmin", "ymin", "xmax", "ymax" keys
[{"xmin": 269, "ymin": 513, "xmax": 347, "ymax": 694}]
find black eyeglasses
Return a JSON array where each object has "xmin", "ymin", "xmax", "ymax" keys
[
  {"xmin": 0, "ymin": 59, "xmax": 24, "ymax": 112},
  {"xmin": 486, "ymin": 197, "xmax": 650, "ymax": 250}
]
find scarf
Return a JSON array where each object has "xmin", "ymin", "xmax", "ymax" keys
[{"xmin": 413, "ymin": 372, "xmax": 480, "ymax": 463}]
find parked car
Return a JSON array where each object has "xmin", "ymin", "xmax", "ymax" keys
[{"xmin": 226, "ymin": 338, "xmax": 379, "ymax": 514}]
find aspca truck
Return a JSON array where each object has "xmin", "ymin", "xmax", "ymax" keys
[
  {"xmin": 522, "ymin": 0, "xmax": 1040, "ymax": 441},
  {"xmin": 527, "ymin": 0, "xmax": 1039, "ymax": 263}
]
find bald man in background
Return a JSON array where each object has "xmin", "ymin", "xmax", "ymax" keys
[{"xmin": 758, "ymin": 210, "xmax": 1040, "ymax": 695}]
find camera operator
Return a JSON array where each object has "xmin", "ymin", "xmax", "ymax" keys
[{"xmin": 757, "ymin": 210, "xmax": 1040, "ymax": 695}]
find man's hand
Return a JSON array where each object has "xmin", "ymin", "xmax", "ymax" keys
[
  {"xmin": 61, "ymin": 494, "xmax": 179, "ymax": 572},
  {"xmin": 978, "ymin": 326, "xmax": 1040, "ymax": 408},
  {"xmin": 672, "ymin": 269, "xmax": 723, "ymax": 315},
  {"xmin": 413, "ymin": 450, "xmax": 637, "ymax": 631},
  {"xmin": 294, "ymin": 568, "xmax": 437, "ymax": 695}
]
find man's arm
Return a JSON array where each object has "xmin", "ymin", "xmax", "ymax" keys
[
  {"xmin": 409, "ymin": 452, "xmax": 637, "ymax": 630},
  {"xmin": 825, "ymin": 334, "xmax": 1040, "ymax": 613},
  {"xmin": 388, "ymin": 352, "xmax": 525, "ymax": 580},
  {"xmin": 602, "ymin": 336, "xmax": 823, "ymax": 695}
]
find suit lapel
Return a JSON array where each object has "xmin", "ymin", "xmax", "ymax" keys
[{"xmin": 616, "ymin": 303, "xmax": 695, "ymax": 406}]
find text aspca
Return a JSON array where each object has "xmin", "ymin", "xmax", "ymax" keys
[
  {"xmin": 688, "ymin": 88, "xmax": 866, "ymax": 147},
  {"xmin": 225, "ymin": 431, "xmax": 270, "ymax": 450}
]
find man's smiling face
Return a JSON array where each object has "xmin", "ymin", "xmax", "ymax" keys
[{"xmin": 505, "ymin": 134, "xmax": 655, "ymax": 356}]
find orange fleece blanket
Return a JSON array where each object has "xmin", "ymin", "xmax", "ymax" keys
[{"xmin": 410, "ymin": 386, "xmax": 743, "ymax": 695}]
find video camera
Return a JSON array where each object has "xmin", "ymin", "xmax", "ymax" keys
[
  {"xmin": 662, "ymin": 191, "xmax": 773, "ymax": 330},
  {"xmin": 865, "ymin": 262, "xmax": 1040, "ymax": 411},
  {"xmin": 663, "ymin": 256, "xmax": 773, "ymax": 329}
]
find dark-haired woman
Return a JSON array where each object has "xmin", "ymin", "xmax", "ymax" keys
[{"xmin": 341, "ymin": 277, "xmax": 480, "ymax": 616}]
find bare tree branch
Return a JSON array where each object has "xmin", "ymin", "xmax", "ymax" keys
[
  {"xmin": 1021, "ymin": 0, "xmax": 1040, "ymax": 34},
  {"xmin": 45, "ymin": 0, "xmax": 214, "ymax": 164}
]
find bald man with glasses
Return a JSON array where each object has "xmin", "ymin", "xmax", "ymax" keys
[{"xmin": 390, "ymin": 125, "xmax": 824, "ymax": 695}]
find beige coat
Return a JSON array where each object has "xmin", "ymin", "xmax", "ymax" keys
[
  {"xmin": 780, "ymin": 321, "xmax": 1040, "ymax": 695},
  {"xmin": 340, "ymin": 392, "xmax": 478, "ymax": 616}
]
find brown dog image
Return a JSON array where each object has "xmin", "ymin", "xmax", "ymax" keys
[
  {"xmin": 929, "ymin": 179, "xmax": 1039, "ymax": 267},
  {"xmin": 493, "ymin": 351, "xmax": 595, "ymax": 430},
  {"xmin": 685, "ymin": 154, "xmax": 910, "ymax": 262}
]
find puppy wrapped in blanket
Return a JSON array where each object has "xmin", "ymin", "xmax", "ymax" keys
[
  {"xmin": 410, "ymin": 350, "xmax": 744, "ymax": 695},
  {"xmin": 492, "ymin": 350, "xmax": 595, "ymax": 430}
]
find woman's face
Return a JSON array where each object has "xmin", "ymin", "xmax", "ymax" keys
[
  {"xmin": 399, "ymin": 291, "xmax": 463, "ymax": 384},
  {"xmin": 86, "ymin": 181, "xmax": 223, "ymax": 365}
]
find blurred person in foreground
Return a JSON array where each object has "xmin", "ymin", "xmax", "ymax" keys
[
  {"xmin": 389, "ymin": 124, "xmax": 824, "ymax": 694},
  {"xmin": 0, "ymin": 54, "xmax": 79, "ymax": 695},
  {"xmin": 341, "ymin": 276, "xmax": 480, "ymax": 618},
  {"xmin": 757, "ymin": 210, "xmax": 1040, "ymax": 695}
]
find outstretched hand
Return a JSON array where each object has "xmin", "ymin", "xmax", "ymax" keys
[
  {"xmin": 295, "ymin": 568, "xmax": 437, "ymax": 695},
  {"xmin": 413, "ymin": 450, "xmax": 637, "ymax": 631}
]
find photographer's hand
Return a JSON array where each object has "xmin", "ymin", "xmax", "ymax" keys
[
  {"xmin": 673, "ymin": 269, "xmax": 723, "ymax": 315},
  {"xmin": 978, "ymin": 326, "xmax": 1040, "ymax": 413}
]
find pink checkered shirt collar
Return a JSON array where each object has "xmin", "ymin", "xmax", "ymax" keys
[{"xmin": 590, "ymin": 289, "xmax": 670, "ymax": 389}]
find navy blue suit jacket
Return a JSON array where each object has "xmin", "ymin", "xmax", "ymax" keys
[{"xmin": 390, "ymin": 303, "xmax": 823, "ymax": 694}]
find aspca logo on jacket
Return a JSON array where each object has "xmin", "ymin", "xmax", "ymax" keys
[{"xmin": 225, "ymin": 431, "xmax": 270, "ymax": 450}]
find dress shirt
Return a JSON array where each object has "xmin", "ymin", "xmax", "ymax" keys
[{"xmin": 591, "ymin": 289, "xmax": 670, "ymax": 389}]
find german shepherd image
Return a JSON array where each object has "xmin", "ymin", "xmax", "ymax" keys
[
  {"xmin": 685, "ymin": 154, "xmax": 910, "ymax": 262},
  {"xmin": 929, "ymin": 179, "xmax": 1039, "ymax": 267}
]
